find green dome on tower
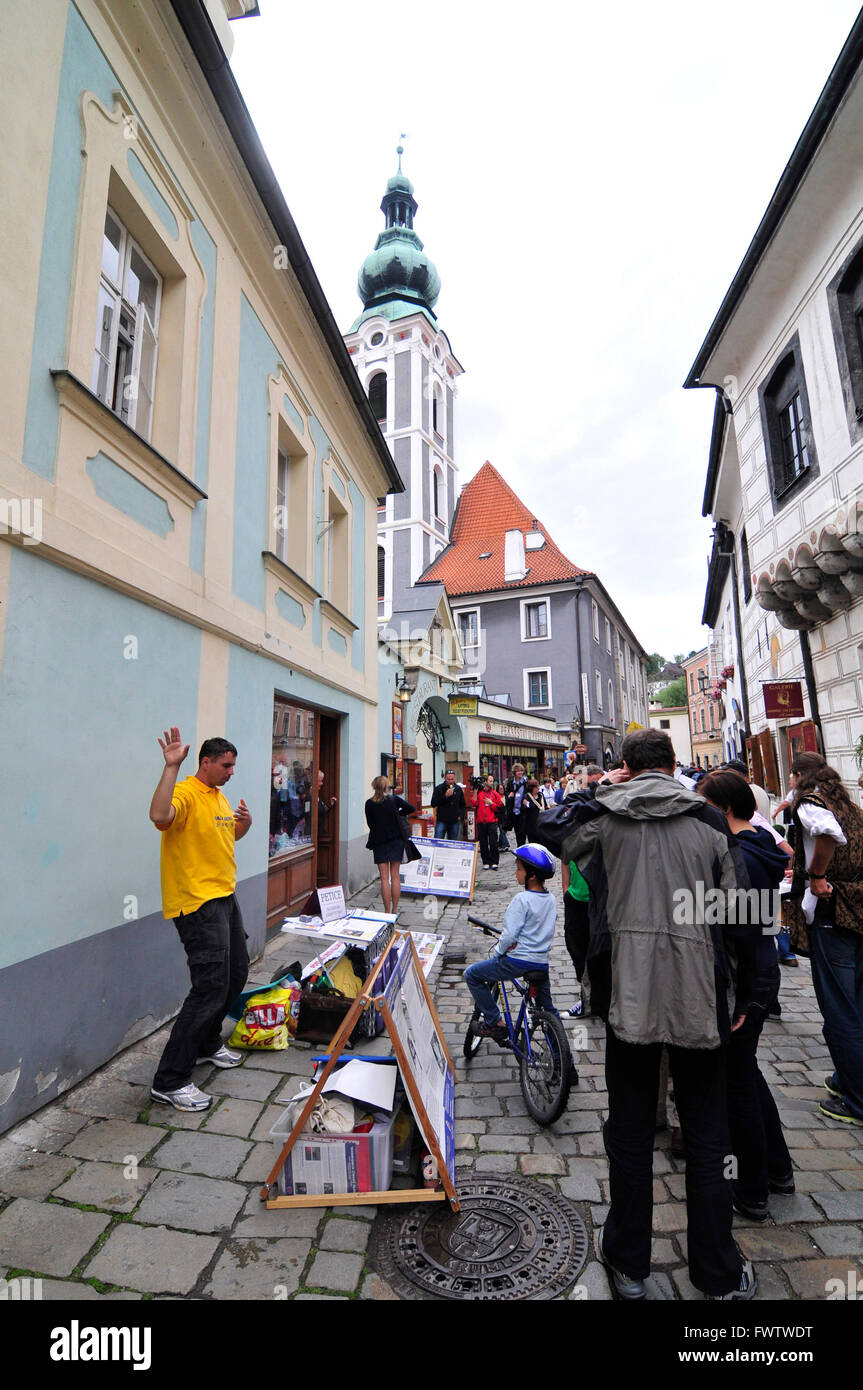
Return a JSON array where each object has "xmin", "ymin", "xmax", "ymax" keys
[{"xmin": 353, "ymin": 146, "xmax": 440, "ymax": 329}]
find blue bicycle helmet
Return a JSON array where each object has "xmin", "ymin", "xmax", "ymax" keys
[{"xmin": 514, "ymin": 842, "xmax": 555, "ymax": 878}]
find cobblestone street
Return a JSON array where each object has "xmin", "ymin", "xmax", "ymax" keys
[{"xmin": 1, "ymin": 861, "xmax": 861, "ymax": 1302}]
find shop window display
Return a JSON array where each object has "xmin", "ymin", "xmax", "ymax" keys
[{"xmin": 270, "ymin": 700, "xmax": 316, "ymax": 858}]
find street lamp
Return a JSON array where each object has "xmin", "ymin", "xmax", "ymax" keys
[
  {"xmin": 697, "ymin": 672, "xmax": 709, "ymax": 694},
  {"xmin": 396, "ymin": 677, "xmax": 412, "ymax": 704}
]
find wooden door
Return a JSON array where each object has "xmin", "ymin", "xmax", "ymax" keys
[{"xmin": 316, "ymin": 713, "xmax": 340, "ymax": 888}]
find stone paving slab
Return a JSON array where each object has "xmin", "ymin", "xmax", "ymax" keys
[
  {"xmin": 207, "ymin": 1068, "xmax": 282, "ymax": 1101},
  {"xmin": 0, "ymin": 1150, "xmax": 77, "ymax": 1200},
  {"xmin": 62, "ymin": 1119, "xmax": 161, "ymax": 1165},
  {"xmin": 151, "ymin": 1131, "xmax": 252, "ymax": 1180},
  {"xmin": 204, "ymin": 1237, "xmax": 309, "ymax": 1299},
  {"xmin": 0, "ymin": 1198, "xmax": 110, "ymax": 1278},
  {"xmin": 234, "ymin": 1190, "xmax": 325, "ymax": 1238},
  {"xmin": 134, "ymin": 1171, "xmax": 247, "ymax": 1232},
  {"xmin": 63, "ymin": 1078, "xmax": 149, "ymax": 1123},
  {"xmin": 202, "ymin": 1097, "xmax": 266, "ymax": 1138},
  {"xmin": 306, "ymin": 1249, "xmax": 364, "ymax": 1293},
  {"xmin": 87, "ymin": 1223, "xmax": 220, "ymax": 1294},
  {"xmin": 52, "ymin": 1160, "xmax": 158, "ymax": 1214}
]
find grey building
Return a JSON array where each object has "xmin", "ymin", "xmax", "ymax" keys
[{"xmin": 419, "ymin": 462, "xmax": 650, "ymax": 770}]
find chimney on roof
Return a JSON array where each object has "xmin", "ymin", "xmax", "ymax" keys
[{"xmin": 504, "ymin": 529, "xmax": 527, "ymax": 583}]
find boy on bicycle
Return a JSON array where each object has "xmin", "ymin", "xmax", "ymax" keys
[{"xmin": 464, "ymin": 843, "xmax": 558, "ymax": 1045}]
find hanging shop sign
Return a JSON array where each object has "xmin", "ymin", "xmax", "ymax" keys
[
  {"xmin": 762, "ymin": 682, "xmax": 805, "ymax": 719},
  {"xmin": 448, "ymin": 695, "xmax": 478, "ymax": 717}
]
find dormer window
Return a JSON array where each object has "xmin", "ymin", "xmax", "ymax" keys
[{"xmin": 525, "ymin": 531, "xmax": 545, "ymax": 551}]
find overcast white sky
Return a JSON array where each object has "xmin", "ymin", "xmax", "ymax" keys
[{"xmin": 230, "ymin": 1, "xmax": 862, "ymax": 660}]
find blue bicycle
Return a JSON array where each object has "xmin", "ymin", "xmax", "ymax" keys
[{"xmin": 463, "ymin": 915, "xmax": 575, "ymax": 1125}]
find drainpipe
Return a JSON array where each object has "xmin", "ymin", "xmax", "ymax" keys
[
  {"xmin": 715, "ymin": 521, "xmax": 751, "ymax": 744},
  {"xmin": 572, "ymin": 579, "xmax": 585, "ymax": 746},
  {"xmin": 798, "ymin": 630, "xmax": 824, "ymax": 751}
]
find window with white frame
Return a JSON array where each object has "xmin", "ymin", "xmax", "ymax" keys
[
  {"xmin": 595, "ymin": 670, "xmax": 602, "ymax": 712},
  {"xmin": 592, "ymin": 600, "xmax": 599, "ymax": 642},
  {"xmin": 525, "ymin": 668, "xmax": 551, "ymax": 708},
  {"xmin": 521, "ymin": 597, "xmax": 550, "ymax": 641},
  {"xmin": 458, "ymin": 609, "xmax": 480, "ymax": 663},
  {"xmin": 433, "ymin": 465, "xmax": 444, "ymax": 520},
  {"xmin": 92, "ymin": 207, "xmax": 161, "ymax": 440},
  {"xmin": 605, "ymin": 617, "xmax": 612, "ymax": 652},
  {"xmin": 608, "ymin": 679, "xmax": 615, "ymax": 723}
]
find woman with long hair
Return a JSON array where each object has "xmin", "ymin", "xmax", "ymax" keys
[
  {"xmin": 786, "ymin": 753, "xmax": 863, "ymax": 1127},
  {"xmin": 364, "ymin": 775, "xmax": 415, "ymax": 915}
]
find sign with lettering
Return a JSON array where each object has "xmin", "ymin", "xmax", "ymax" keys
[
  {"xmin": 448, "ymin": 695, "xmax": 478, "ymax": 717},
  {"xmin": 762, "ymin": 681, "xmax": 805, "ymax": 719}
]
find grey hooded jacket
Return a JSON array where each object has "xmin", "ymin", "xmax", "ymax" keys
[{"xmin": 561, "ymin": 772, "xmax": 738, "ymax": 1049}]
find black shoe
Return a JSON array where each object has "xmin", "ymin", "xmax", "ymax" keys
[
  {"xmin": 732, "ymin": 1194, "xmax": 768, "ymax": 1222},
  {"xmin": 478, "ymin": 1020, "xmax": 509, "ymax": 1047},
  {"xmin": 819, "ymin": 1095, "xmax": 863, "ymax": 1127},
  {"xmin": 594, "ymin": 1228, "xmax": 646, "ymax": 1300},
  {"xmin": 824, "ymin": 1074, "xmax": 845, "ymax": 1100},
  {"xmin": 768, "ymin": 1171, "xmax": 795, "ymax": 1195}
]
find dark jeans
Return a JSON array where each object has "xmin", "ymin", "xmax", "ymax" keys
[
  {"xmin": 726, "ymin": 1011, "xmax": 792, "ymax": 1203},
  {"xmin": 603, "ymin": 1026, "xmax": 743, "ymax": 1296},
  {"xmin": 477, "ymin": 822, "xmax": 500, "ymax": 867},
  {"xmin": 434, "ymin": 820, "xmax": 462, "ymax": 840},
  {"xmin": 464, "ymin": 955, "xmax": 555, "ymax": 1022},
  {"xmin": 563, "ymin": 893, "xmax": 589, "ymax": 980},
  {"xmin": 512, "ymin": 815, "xmax": 528, "ymax": 847},
  {"xmin": 153, "ymin": 894, "xmax": 249, "ymax": 1092},
  {"xmin": 810, "ymin": 924, "xmax": 863, "ymax": 1120}
]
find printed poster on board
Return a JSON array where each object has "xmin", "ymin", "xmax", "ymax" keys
[{"xmin": 399, "ymin": 837, "xmax": 477, "ymax": 900}]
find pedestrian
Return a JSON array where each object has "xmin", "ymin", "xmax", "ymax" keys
[
  {"xmin": 504, "ymin": 762, "xmax": 530, "ymax": 846},
  {"xmin": 364, "ymin": 775, "xmax": 415, "ymax": 914},
  {"xmin": 148, "ymin": 729, "xmax": 252, "ymax": 1113},
  {"xmin": 463, "ymin": 844, "xmax": 558, "ymax": 1044},
  {"xmin": 476, "ymin": 774, "xmax": 504, "ymax": 870},
  {"xmin": 700, "ymin": 770, "xmax": 795, "ymax": 1217},
  {"xmin": 540, "ymin": 775, "xmax": 558, "ymax": 809},
  {"xmin": 783, "ymin": 753, "xmax": 863, "ymax": 1127},
  {"xmin": 430, "ymin": 768, "xmax": 466, "ymax": 840},
  {"xmin": 563, "ymin": 728, "xmax": 756, "ymax": 1300},
  {"xmin": 496, "ymin": 781, "xmax": 511, "ymax": 853},
  {"xmin": 523, "ymin": 777, "xmax": 543, "ymax": 840}
]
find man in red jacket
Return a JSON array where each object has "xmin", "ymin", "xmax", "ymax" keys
[{"xmin": 476, "ymin": 774, "xmax": 504, "ymax": 870}]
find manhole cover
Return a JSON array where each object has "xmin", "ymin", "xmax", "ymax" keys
[{"xmin": 369, "ymin": 1175, "xmax": 588, "ymax": 1300}]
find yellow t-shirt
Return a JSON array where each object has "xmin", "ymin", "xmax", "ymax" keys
[{"xmin": 160, "ymin": 775, "xmax": 237, "ymax": 918}]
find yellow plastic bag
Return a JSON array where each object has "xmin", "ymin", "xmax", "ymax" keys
[
  {"xmin": 228, "ymin": 983, "xmax": 301, "ymax": 1050},
  {"xmin": 327, "ymin": 957, "xmax": 363, "ymax": 999}
]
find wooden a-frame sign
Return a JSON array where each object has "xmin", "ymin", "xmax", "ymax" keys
[{"xmin": 261, "ymin": 932, "xmax": 460, "ymax": 1212}]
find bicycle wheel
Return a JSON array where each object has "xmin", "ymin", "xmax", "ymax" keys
[
  {"xmin": 517, "ymin": 1010, "xmax": 572, "ymax": 1124},
  {"xmin": 463, "ymin": 981, "xmax": 502, "ymax": 1059},
  {"xmin": 463, "ymin": 1008, "xmax": 484, "ymax": 1058}
]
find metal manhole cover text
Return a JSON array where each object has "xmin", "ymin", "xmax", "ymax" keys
[{"xmin": 368, "ymin": 1175, "xmax": 588, "ymax": 1300}]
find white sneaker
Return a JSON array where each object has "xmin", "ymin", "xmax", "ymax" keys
[
  {"xmin": 196, "ymin": 1044, "xmax": 243, "ymax": 1069},
  {"xmin": 150, "ymin": 1083, "xmax": 212, "ymax": 1112}
]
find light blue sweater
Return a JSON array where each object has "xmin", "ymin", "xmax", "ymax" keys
[{"xmin": 496, "ymin": 889, "xmax": 557, "ymax": 965}]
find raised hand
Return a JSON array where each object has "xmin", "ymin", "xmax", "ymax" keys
[
  {"xmin": 234, "ymin": 798, "xmax": 252, "ymax": 827},
  {"xmin": 158, "ymin": 727, "xmax": 189, "ymax": 767}
]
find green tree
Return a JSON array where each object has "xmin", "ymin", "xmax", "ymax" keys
[
  {"xmin": 645, "ymin": 652, "xmax": 666, "ymax": 680},
  {"xmin": 655, "ymin": 677, "xmax": 686, "ymax": 707}
]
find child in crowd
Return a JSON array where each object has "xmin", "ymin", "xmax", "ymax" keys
[{"xmin": 464, "ymin": 844, "xmax": 558, "ymax": 1045}]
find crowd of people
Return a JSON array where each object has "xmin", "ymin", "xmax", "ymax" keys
[{"xmin": 545, "ymin": 729, "xmax": 863, "ymax": 1301}]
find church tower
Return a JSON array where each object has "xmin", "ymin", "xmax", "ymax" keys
[{"xmin": 344, "ymin": 147, "xmax": 464, "ymax": 624}]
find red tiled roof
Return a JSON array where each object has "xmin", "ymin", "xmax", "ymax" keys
[{"xmin": 419, "ymin": 461, "xmax": 592, "ymax": 596}]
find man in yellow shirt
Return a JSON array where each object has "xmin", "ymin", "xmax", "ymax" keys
[{"xmin": 148, "ymin": 727, "xmax": 253, "ymax": 1111}]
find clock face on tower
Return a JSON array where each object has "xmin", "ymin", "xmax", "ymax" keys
[{"xmin": 370, "ymin": 331, "xmax": 384, "ymax": 346}]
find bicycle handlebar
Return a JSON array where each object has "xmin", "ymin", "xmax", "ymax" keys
[{"xmin": 467, "ymin": 915, "xmax": 500, "ymax": 937}]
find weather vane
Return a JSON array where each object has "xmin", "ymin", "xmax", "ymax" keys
[{"xmin": 397, "ymin": 134, "xmax": 406, "ymax": 171}]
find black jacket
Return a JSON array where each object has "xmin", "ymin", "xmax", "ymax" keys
[
  {"xmin": 364, "ymin": 794, "xmax": 415, "ymax": 849},
  {"xmin": 430, "ymin": 781, "xmax": 465, "ymax": 825}
]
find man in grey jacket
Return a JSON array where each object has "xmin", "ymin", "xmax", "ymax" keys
[{"xmin": 562, "ymin": 729, "xmax": 755, "ymax": 1301}]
